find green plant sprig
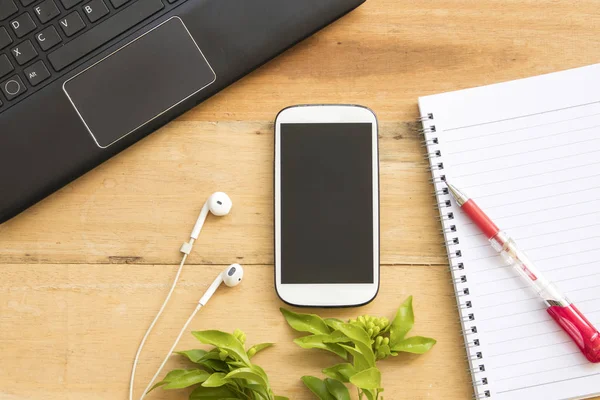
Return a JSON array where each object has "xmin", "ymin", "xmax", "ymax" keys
[
  {"xmin": 281, "ymin": 296, "xmax": 436, "ymax": 400},
  {"xmin": 152, "ymin": 328, "xmax": 287, "ymax": 400}
]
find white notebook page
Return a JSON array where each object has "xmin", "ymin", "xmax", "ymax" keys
[{"xmin": 419, "ymin": 64, "xmax": 600, "ymax": 400}]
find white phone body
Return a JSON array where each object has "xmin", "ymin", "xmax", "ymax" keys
[{"xmin": 274, "ymin": 105, "xmax": 380, "ymax": 307}]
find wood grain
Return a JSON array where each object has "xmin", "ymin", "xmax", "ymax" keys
[
  {"xmin": 0, "ymin": 120, "xmax": 445, "ymax": 266},
  {"xmin": 2, "ymin": 0, "xmax": 600, "ymax": 398}
]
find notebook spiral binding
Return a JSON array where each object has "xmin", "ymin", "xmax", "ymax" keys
[{"xmin": 419, "ymin": 114, "xmax": 491, "ymax": 399}]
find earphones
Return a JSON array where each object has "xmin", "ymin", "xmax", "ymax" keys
[
  {"xmin": 191, "ymin": 192, "xmax": 233, "ymax": 239},
  {"xmin": 179, "ymin": 192, "xmax": 233, "ymax": 254},
  {"xmin": 129, "ymin": 192, "xmax": 243, "ymax": 400},
  {"xmin": 199, "ymin": 263, "xmax": 244, "ymax": 306}
]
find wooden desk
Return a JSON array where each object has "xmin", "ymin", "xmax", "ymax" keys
[{"xmin": 2, "ymin": 1, "xmax": 599, "ymax": 399}]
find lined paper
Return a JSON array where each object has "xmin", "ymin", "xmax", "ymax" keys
[{"xmin": 420, "ymin": 64, "xmax": 600, "ymax": 400}]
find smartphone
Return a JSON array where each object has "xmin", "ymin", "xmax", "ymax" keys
[{"xmin": 274, "ymin": 105, "xmax": 380, "ymax": 307}]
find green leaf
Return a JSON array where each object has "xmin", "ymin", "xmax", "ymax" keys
[
  {"xmin": 294, "ymin": 335, "xmax": 348, "ymax": 359},
  {"xmin": 338, "ymin": 344, "xmax": 373, "ymax": 371},
  {"xmin": 201, "ymin": 372, "xmax": 229, "ymax": 387},
  {"xmin": 362, "ymin": 389, "xmax": 376, "ymax": 400},
  {"xmin": 203, "ymin": 349, "xmax": 224, "ymax": 360},
  {"xmin": 249, "ymin": 364, "xmax": 270, "ymax": 383},
  {"xmin": 354, "ymin": 342, "xmax": 375, "ymax": 369},
  {"xmin": 225, "ymin": 367, "xmax": 269, "ymax": 388},
  {"xmin": 349, "ymin": 367, "xmax": 381, "ymax": 390},
  {"xmin": 390, "ymin": 296, "xmax": 414, "ymax": 346},
  {"xmin": 246, "ymin": 383, "xmax": 271, "ymax": 400},
  {"xmin": 247, "ymin": 342, "xmax": 274, "ymax": 358},
  {"xmin": 355, "ymin": 341, "xmax": 376, "ymax": 367},
  {"xmin": 335, "ymin": 323, "xmax": 373, "ymax": 347},
  {"xmin": 322, "ymin": 363, "xmax": 357, "ymax": 383},
  {"xmin": 149, "ymin": 369, "xmax": 210, "ymax": 392},
  {"xmin": 176, "ymin": 349, "xmax": 207, "ymax": 363},
  {"xmin": 175, "ymin": 349, "xmax": 230, "ymax": 372},
  {"xmin": 187, "ymin": 349, "xmax": 224, "ymax": 363},
  {"xmin": 322, "ymin": 330, "xmax": 351, "ymax": 344},
  {"xmin": 301, "ymin": 376, "xmax": 336, "ymax": 400},
  {"xmin": 280, "ymin": 308, "xmax": 331, "ymax": 335},
  {"xmin": 201, "ymin": 359, "xmax": 229, "ymax": 372},
  {"xmin": 189, "ymin": 385, "xmax": 238, "ymax": 399},
  {"xmin": 325, "ymin": 378, "xmax": 351, "ymax": 400},
  {"xmin": 391, "ymin": 336, "xmax": 437, "ymax": 354},
  {"xmin": 192, "ymin": 330, "xmax": 251, "ymax": 366},
  {"xmin": 324, "ymin": 318, "xmax": 345, "ymax": 331},
  {"xmin": 227, "ymin": 361, "xmax": 247, "ymax": 369},
  {"xmin": 275, "ymin": 397, "xmax": 290, "ymax": 400}
]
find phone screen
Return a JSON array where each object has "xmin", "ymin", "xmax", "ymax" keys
[{"xmin": 280, "ymin": 122, "xmax": 375, "ymax": 284}]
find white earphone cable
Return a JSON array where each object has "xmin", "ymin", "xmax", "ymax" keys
[
  {"xmin": 140, "ymin": 303, "xmax": 203, "ymax": 398},
  {"xmin": 129, "ymin": 238, "xmax": 195, "ymax": 400}
]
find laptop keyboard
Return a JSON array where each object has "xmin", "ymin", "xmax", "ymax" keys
[{"xmin": 0, "ymin": 0, "xmax": 170, "ymax": 111}]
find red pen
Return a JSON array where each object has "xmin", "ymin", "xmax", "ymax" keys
[{"xmin": 446, "ymin": 182, "xmax": 600, "ymax": 363}]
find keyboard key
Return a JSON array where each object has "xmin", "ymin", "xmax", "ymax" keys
[
  {"xmin": 19, "ymin": 0, "xmax": 36, "ymax": 6},
  {"xmin": 0, "ymin": 0, "xmax": 18, "ymax": 21},
  {"xmin": 0, "ymin": 27, "xmax": 12, "ymax": 50},
  {"xmin": 33, "ymin": 0, "xmax": 60, "ymax": 24},
  {"xmin": 10, "ymin": 13, "xmax": 37, "ymax": 38},
  {"xmin": 109, "ymin": 0, "xmax": 128, "ymax": 8},
  {"xmin": 24, "ymin": 60, "xmax": 50, "ymax": 86},
  {"xmin": 0, "ymin": 53, "xmax": 14, "ymax": 78},
  {"xmin": 36, "ymin": 25, "xmax": 61, "ymax": 50},
  {"xmin": 11, "ymin": 40, "xmax": 37, "ymax": 65},
  {"xmin": 83, "ymin": 0, "xmax": 108, "ymax": 23},
  {"xmin": 59, "ymin": 11, "xmax": 85, "ymax": 37},
  {"xmin": 1, "ymin": 74, "xmax": 26, "ymax": 99},
  {"xmin": 59, "ymin": 0, "xmax": 82, "ymax": 9},
  {"xmin": 48, "ymin": 0, "xmax": 164, "ymax": 71}
]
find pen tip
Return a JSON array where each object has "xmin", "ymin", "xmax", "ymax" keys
[{"xmin": 445, "ymin": 182, "xmax": 469, "ymax": 206}]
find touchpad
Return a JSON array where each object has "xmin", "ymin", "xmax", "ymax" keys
[{"xmin": 63, "ymin": 17, "xmax": 216, "ymax": 148}]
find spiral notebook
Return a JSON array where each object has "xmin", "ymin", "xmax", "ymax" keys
[{"xmin": 420, "ymin": 64, "xmax": 600, "ymax": 400}]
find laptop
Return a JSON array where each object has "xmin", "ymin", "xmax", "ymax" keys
[{"xmin": 0, "ymin": 0, "xmax": 365, "ymax": 223}]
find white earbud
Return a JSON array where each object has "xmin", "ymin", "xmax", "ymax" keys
[
  {"xmin": 190, "ymin": 192, "xmax": 233, "ymax": 240},
  {"xmin": 199, "ymin": 264, "xmax": 244, "ymax": 306}
]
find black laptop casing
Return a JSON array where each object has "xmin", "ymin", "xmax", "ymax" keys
[{"xmin": 0, "ymin": 0, "xmax": 365, "ymax": 223}]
